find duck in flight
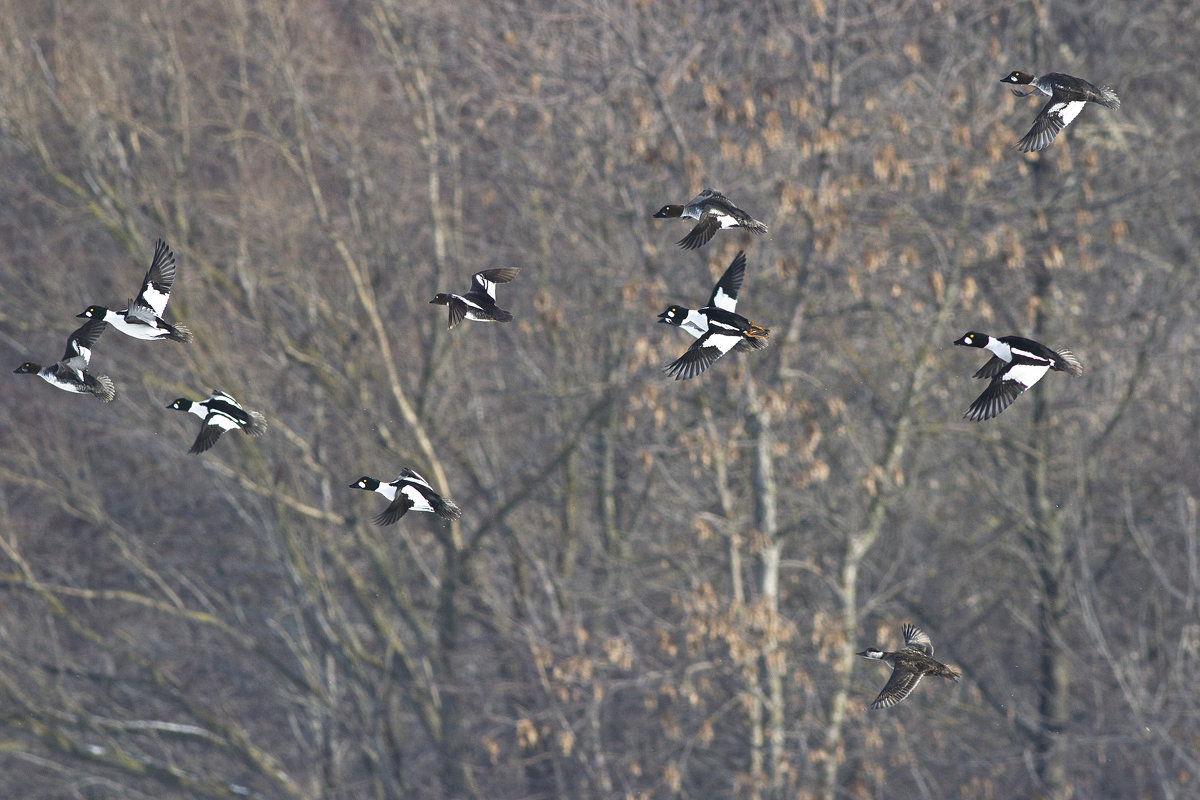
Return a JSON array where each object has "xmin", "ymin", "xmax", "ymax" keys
[
  {"xmin": 349, "ymin": 468, "xmax": 462, "ymax": 525},
  {"xmin": 953, "ymin": 331, "xmax": 1083, "ymax": 421},
  {"xmin": 1000, "ymin": 70, "xmax": 1119, "ymax": 152},
  {"xmin": 858, "ymin": 624, "xmax": 960, "ymax": 709},
  {"xmin": 78, "ymin": 239, "xmax": 192, "ymax": 343},
  {"xmin": 430, "ymin": 268, "xmax": 520, "ymax": 329},
  {"xmin": 14, "ymin": 317, "xmax": 116, "ymax": 401},
  {"xmin": 653, "ymin": 188, "xmax": 768, "ymax": 250}
]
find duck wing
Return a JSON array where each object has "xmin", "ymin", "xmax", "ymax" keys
[
  {"xmin": 664, "ymin": 329, "xmax": 744, "ymax": 380},
  {"xmin": 373, "ymin": 492, "xmax": 415, "ymax": 526},
  {"xmin": 677, "ymin": 215, "xmax": 720, "ymax": 250},
  {"xmin": 135, "ymin": 239, "xmax": 178, "ymax": 318},
  {"xmin": 902, "ymin": 624, "xmax": 935, "ymax": 656},
  {"xmin": 1016, "ymin": 99, "xmax": 1086, "ymax": 152},
  {"xmin": 707, "ymin": 251, "xmax": 746, "ymax": 312},
  {"xmin": 868, "ymin": 669, "xmax": 923, "ymax": 710},
  {"xmin": 60, "ymin": 318, "xmax": 108, "ymax": 373},
  {"xmin": 470, "ymin": 268, "xmax": 521, "ymax": 301}
]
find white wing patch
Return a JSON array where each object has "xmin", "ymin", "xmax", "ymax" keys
[
  {"xmin": 398, "ymin": 483, "xmax": 436, "ymax": 513},
  {"xmin": 710, "ymin": 286, "xmax": 737, "ymax": 312},
  {"xmin": 1052, "ymin": 100, "xmax": 1088, "ymax": 128},
  {"xmin": 1004, "ymin": 362, "xmax": 1051, "ymax": 391}
]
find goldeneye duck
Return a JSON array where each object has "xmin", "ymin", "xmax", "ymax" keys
[
  {"xmin": 658, "ymin": 250, "xmax": 759, "ymax": 358},
  {"xmin": 430, "ymin": 268, "xmax": 520, "ymax": 329},
  {"xmin": 1000, "ymin": 70, "xmax": 1120, "ymax": 152},
  {"xmin": 858, "ymin": 624, "xmax": 960, "ymax": 710},
  {"xmin": 653, "ymin": 188, "xmax": 768, "ymax": 250},
  {"xmin": 953, "ymin": 331, "xmax": 1083, "ymax": 421},
  {"xmin": 13, "ymin": 317, "xmax": 116, "ymax": 402},
  {"xmin": 659, "ymin": 251, "xmax": 770, "ymax": 380},
  {"xmin": 167, "ymin": 390, "xmax": 267, "ymax": 453},
  {"xmin": 78, "ymin": 239, "xmax": 192, "ymax": 342},
  {"xmin": 349, "ymin": 468, "xmax": 463, "ymax": 525},
  {"xmin": 659, "ymin": 250, "xmax": 746, "ymax": 335}
]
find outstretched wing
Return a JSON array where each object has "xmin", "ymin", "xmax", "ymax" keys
[
  {"xmin": 902, "ymin": 624, "xmax": 934, "ymax": 656},
  {"xmin": 707, "ymin": 251, "xmax": 746, "ymax": 312},
  {"xmin": 373, "ymin": 493, "xmax": 415, "ymax": 526},
  {"xmin": 868, "ymin": 670, "xmax": 923, "ymax": 710},
  {"xmin": 1016, "ymin": 100, "xmax": 1085, "ymax": 152},
  {"xmin": 963, "ymin": 377, "xmax": 1028, "ymax": 421},
  {"xmin": 470, "ymin": 268, "xmax": 521, "ymax": 300},
  {"xmin": 189, "ymin": 421, "xmax": 226, "ymax": 454},
  {"xmin": 61, "ymin": 318, "xmax": 109, "ymax": 371},
  {"xmin": 664, "ymin": 330, "xmax": 743, "ymax": 380},
  {"xmin": 135, "ymin": 239, "xmax": 178, "ymax": 318},
  {"xmin": 677, "ymin": 215, "xmax": 720, "ymax": 250}
]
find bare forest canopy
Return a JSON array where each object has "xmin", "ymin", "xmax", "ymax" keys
[{"xmin": 1, "ymin": 1, "xmax": 1198, "ymax": 799}]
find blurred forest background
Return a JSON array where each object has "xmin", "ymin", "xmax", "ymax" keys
[{"xmin": 1, "ymin": 1, "xmax": 1198, "ymax": 798}]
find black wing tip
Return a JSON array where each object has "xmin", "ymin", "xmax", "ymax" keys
[
  {"xmin": 372, "ymin": 509, "xmax": 402, "ymax": 526},
  {"xmin": 663, "ymin": 359, "xmax": 701, "ymax": 381},
  {"xmin": 481, "ymin": 267, "xmax": 520, "ymax": 283},
  {"xmin": 1015, "ymin": 134, "xmax": 1049, "ymax": 152},
  {"xmin": 677, "ymin": 220, "xmax": 717, "ymax": 250},
  {"xmin": 664, "ymin": 350, "xmax": 719, "ymax": 381},
  {"xmin": 188, "ymin": 426, "xmax": 222, "ymax": 454},
  {"xmin": 962, "ymin": 404, "xmax": 997, "ymax": 422},
  {"xmin": 446, "ymin": 299, "xmax": 468, "ymax": 329}
]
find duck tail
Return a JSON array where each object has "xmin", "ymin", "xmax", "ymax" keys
[
  {"xmin": 1097, "ymin": 85, "xmax": 1120, "ymax": 110},
  {"xmin": 92, "ymin": 374, "xmax": 117, "ymax": 403},
  {"xmin": 170, "ymin": 323, "xmax": 194, "ymax": 343},
  {"xmin": 434, "ymin": 496, "xmax": 463, "ymax": 521},
  {"xmin": 1056, "ymin": 349, "xmax": 1084, "ymax": 376},
  {"xmin": 741, "ymin": 336, "xmax": 770, "ymax": 351},
  {"xmin": 244, "ymin": 410, "xmax": 269, "ymax": 437},
  {"xmin": 748, "ymin": 219, "xmax": 769, "ymax": 235}
]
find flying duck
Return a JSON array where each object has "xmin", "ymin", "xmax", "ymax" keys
[
  {"xmin": 858, "ymin": 624, "xmax": 960, "ymax": 709},
  {"xmin": 954, "ymin": 331, "xmax": 1083, "ymax": 421},
  {"xmin": 658, "ymin": 250, "xmax": 750, "ymax": 340},
  {"xmin": 349, "ymin": 468, "xmax": 463, "ymax": 525},
  {"xmin": 430, "ymin": 268, "xmax": 520, "ymax": 329},
  {"xmin": 14, "ymin": 317, "xmax": 116, "ymax": 401},
  {"xmin": 167, "ymin": 390, "xmax": 267, "ymax": 453},
  {"xmin": 659, "ymin": 250, "xmax": 769, "ymax": 380},
  {"xmin": 653, "ymin": 188, "xmax": 768, "ymax": 250},
  {"xmin": 1000, "ymin": 70, "xmax": 1120, "ymax": 152},
  {"xmin": 78, "ymin": 239, "xmax": 192, "ymax": 342}
]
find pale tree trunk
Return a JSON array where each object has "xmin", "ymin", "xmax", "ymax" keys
[
  {"xmin": 746, "ymin": 379, "xmax": 787, "ymax": 800},
  {"xmin": 817, "ymin": 239, "xmax": 965, "ymax": 800}
]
